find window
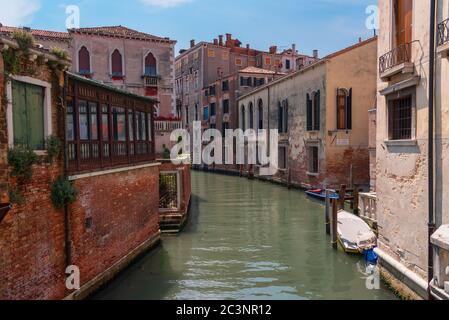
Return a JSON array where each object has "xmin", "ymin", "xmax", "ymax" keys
[
  {"xmin": 285, "ymin": 59, "xmax": 291, "ymax": 70},
  {"xmin": 209, "ymin": 85, "xmax": 216, "ymax": 96},
  {"xmin": 275, "ymin": 59, "xmax": 281, "ymax": 67},
  {"xmin": 185, "ymin": 106, "xmax": 189, "ymax": 124},
  {"xmin": 210, "ymin": 103, "xmax": 216, "ymax": 117},
  {"xmin": 11, "ymin": 80, "xmax": 45, "ymax": 149},
  {"xmin": 336, "ymin": 88, "xmax": 352, "ymax": 130},
  {"xmin": 112, "ymin": 106, "xmax": 126, "ymax": 141},
  {"xmin": 307, "ymin": 146, "xmax": 319, "ymax": 174},
  {"xmin": 78, "ymin": 46, "xmax": 91, "ymax": 75},
  {"xmin": 240, "ymin": 77, "xmax": 252, "ymax": 87},
  {"xmin": 223, "ymin": 99, "xmax": 230, "ymax": 114},
  {"xmin": 145, "ymin": 52, "xmax": 157, "ymax": 76},
  {"xmin": 265, "ymin": 57, "xmax": 271, "ymax": 65},
  {"xmin": 241, "ymin": 105, "xmax": 246, "ymax": 131},
  {"xmin": 307, "ymin": 91, "xmax": 320, "ymax": 131},
  {"xmin": 222, "ymin": 122, "xmax": 230, "ymax": 136},
  {"xmin": 258, "ymin": 99, "xmax": 264, "ymax": 130},
  {"xmin": 279, "ymin": 146, "xmax": 287, "ymax": 170},
  {"xmin": 235, "ymin": 58, "xmax": 242, "ymax": 66},
  {"xmin": 249, "ymin": 102, "xmax": 254, "ymax": 129},
  {"xmin": 222, "ymin": 80, "xmax": 229, "ymax": 91},
  {"xmin": 254, "ymin": 78, "xmax": 265, "ymax": 87},
  {"xmin": 194, "ymin": 71, "xmax": 199, "ymax": 89},
  {"xmin": 278, "ymin": 99, "xmax": 288, "ymax": 133},
  {"xmin": 102, "ymin": 105, "xmax": 109, "ymax": 142},
  {"xmin": 203, "ymin": 106, "xmax": 209, "ymax": 121},
  {"xmin": 388, "ymin": 95, "xmax": 413, "ymax": 140},
  {"xmin": 195, "ymin": 104, "xmax": 199, "ymax": 121},
  {"xmin": 208, "ymin": 49, "xmax": 215, "ymax": 57},
  {"xmin": 111, "ymin": 49, "xmax": 123, "ymax": 77}
]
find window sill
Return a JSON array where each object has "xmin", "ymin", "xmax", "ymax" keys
[
  {"xmin": 384, "ymin": 139, "xmax": 417, "ymax": 147},
  {"xmin": 307, "ymin": 172, "xmax": 319, "ymax": 177}
]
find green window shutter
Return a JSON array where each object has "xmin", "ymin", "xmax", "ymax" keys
[
  {"xmin": 12, "ymin": 81, "xmax": 28, "ymax": 147},
  {"xmin": 316, "ymin": 90, "xmax": 321, "ymax": 131},
  {"xmin": 346, "ymin": 88, "xmax": 352, "ymax": 130},
  {"xmin": 12, "ymin": 81, "xmax": 45, "ymax": 150},
  {"xmin": 26, "ymin": 83, "xmax": 45, "ymax": 150},
  {"xmin": 306, "ymin": 93, "xmax": 312, "ymax": 131}
]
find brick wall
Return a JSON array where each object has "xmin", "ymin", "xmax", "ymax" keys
[
  {"xmin": 0, "ymin": 51, "xmax": 8, "ymax": 202},
  {"xmin": 68, "ymin": 165, "xmax": 161, "ymax": 288}
]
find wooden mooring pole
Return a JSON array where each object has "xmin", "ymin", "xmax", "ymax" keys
[
  {"xmin": 325, "ymin": 189, "xmax": 331, "ymax": 235},
  {"xmin": 331, "ymin": 198, "xmax": 338, "ymax": 250},
  {"xmin": 338, "ymin": 184, "xmax": 346, "ymax": 210}
]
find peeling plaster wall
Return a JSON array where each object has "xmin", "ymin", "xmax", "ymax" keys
[{"xmin": 376, "ymin": 0, "xmax": 432, "ymax": 280}]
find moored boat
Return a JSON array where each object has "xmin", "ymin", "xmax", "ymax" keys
[{"xmin": 337, "ymin": 210, "xmax": 377, "ymax": 254}]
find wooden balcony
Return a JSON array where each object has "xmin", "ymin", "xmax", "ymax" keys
[
  {"xmin": 437, "ymin": 18, "xmax": 449, "ymax": 57},
  {"xmin": 379, "ymin": 43, "xmax": 414, "ymax": 81}
]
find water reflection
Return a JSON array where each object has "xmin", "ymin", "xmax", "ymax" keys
[{"xmin": 94, "ymin": 171, "xmax": 397, "ymax": 300}]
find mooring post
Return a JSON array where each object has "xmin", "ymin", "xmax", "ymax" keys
[
  {"xmin": 339, "ymin": 184, "xmax": 346, "ymax": 210},
  {"xmin": 331, "ymin": 199, "xmax": 338, "ymax": 250},
  {"xmin": 353, "ymin": 185, "xmax": 360, "ymax": 216},
  {"xmin": 325, "ymin": 189, "xmax": 331, "ymax": 235}
]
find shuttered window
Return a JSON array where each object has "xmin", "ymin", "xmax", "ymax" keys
[
  {"xmin": 111, "ymin": 49, "xmax": 123, "ymax": 77},
  {"xmin": 336, "ymin": 88, "xmax": 352, "ymax": 130},
  {"xmin": 12, "ymin": 80, "xmax": 45, "ymax": 150},
  {"xmin": 307, "ymin": 91, "xmax": 320, "ymax": 131}
]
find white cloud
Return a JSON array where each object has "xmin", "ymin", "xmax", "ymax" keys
[
  {"xmin": 0, "ymin": 0, "xmax": 40, "ymax": 26},
  {"xmin": 140, "ymin": 0, "xmax": 194, "ymax": 9}
]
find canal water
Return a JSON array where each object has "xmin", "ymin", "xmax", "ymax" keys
[{"xmin": 94, "ymin": 171, "xmax": 397, "ymax": 300}]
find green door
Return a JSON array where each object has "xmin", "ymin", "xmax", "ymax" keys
[{"xmin": 12, "ymin": 81, "xmax": 45, "ymax": 150}]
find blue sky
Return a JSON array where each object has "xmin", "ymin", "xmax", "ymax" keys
[{"xmin": 0, "ymin": 0, "xmax": 377, "ymax": 57}]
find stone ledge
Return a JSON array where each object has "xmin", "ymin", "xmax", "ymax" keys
[{"xmin": 69, "ymin": 162, "xmax": 162, "ymax": 181}]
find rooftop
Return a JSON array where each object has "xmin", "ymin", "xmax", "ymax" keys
[
  {"xmin": 0, "ymin": 25, "xmax": 70, "ymax": 41},
  {"xmin": 69, "ymin": 25, "xmax": 175, "ymax": 44}
]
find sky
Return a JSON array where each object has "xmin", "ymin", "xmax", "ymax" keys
[{"xmin": 0, "ymin": 0, "xmax": 378, "ymax": 57}]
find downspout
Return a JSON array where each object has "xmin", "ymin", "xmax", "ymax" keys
[
  {"xmin": 62, "ymin": 72, "xmax": 72, "ymax": 268},
  {"xmin": 428, "ymin": 0, "xmax": 436, "ymax": 299}
]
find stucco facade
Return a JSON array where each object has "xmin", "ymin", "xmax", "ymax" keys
[
  {"xmin": 374, "ymin": 0, "xmax": 449, "ymax": 299},
  {"xmin": 237, "ymin": 38, "xmax": 377, "ymax": 189}
]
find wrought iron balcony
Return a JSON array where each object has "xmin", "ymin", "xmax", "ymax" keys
[
  {"xmin": 438, "ymin": 18, "xmax": 449, "ymax": 47},
  {"xmin": 379, "ymin": 42, "xmax": 413, "ymax": 80}
]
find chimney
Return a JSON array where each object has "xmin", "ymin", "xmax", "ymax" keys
[
  {"xmin": 213, "ymin": 38, "xmax": 218, "ymax": 45},
  {"xmin": 246, "ymin": 44, "xmax": 250, "ymax": 49},
  {"xmin": 190, "ymin": 39, "xmax": 195, "ymax": 48},
  {"xmin": 292, "ymin": 44, "xmax": 296, "ymax": 54},
  {"xmin": 219, "ymin": 35, "xmax": 223, "ymax": 46},
  {"xmin": 269, "ymin": 46, "xmax": 277, "ymax": 54},
  {"xmin": 359, "ymin": 37, "xmax": 362, "ymax": 43},
  {"xmin": 226, "ymin": 33, "xmax": 232, "ymax": 41},
  {"xmin": 313, "ymin": 49, "xmax": 319, "ymax": 59},
  {"xmin": 22, "ymin": 27, "xmax": 31, "ymax": 32}
]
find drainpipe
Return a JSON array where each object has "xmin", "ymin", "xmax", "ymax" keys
[
  {"xmin": 62, "ymin": 72, "xmax": 72, "ymax": 268},
  {"xmin": 428, "ymin": 0, "xmax": 436, "ymax": 300}
]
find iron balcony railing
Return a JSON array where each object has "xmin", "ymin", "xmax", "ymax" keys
[
  {"xmin": 379, "ymin": 42, "xmax": 412, "ymax": 74},
  {"xmin": 438, "ymin": 18, "xmax": 449, "ymax": 47}
]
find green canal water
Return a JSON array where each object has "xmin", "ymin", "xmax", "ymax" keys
[{"xmin": 94, "ymin": 171, "xmax": 397, "ymax": 300}]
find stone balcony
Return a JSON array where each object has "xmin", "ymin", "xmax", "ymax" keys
[
  {"xmin": 430, "ymin": 225, "xmax": 449, "ymax": 300},
  {"xmin": 437, "ymin": 18, "xmax": 449, "ymax": 58}
]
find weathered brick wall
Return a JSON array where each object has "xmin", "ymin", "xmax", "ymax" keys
[
  {"xmin": 68, "ymin": 165, "xmax": 160, "ymax": 287},
  {"xmin": 0, "ymin": 52, "xmax": 68, "ymax": 300},
  {"xmin": 0, "ymin": 163, "xmax": 67, "ymax": 300},
  {"xmin": 0, "ymin": 51, "xmax": 8, "ymax": 202}
]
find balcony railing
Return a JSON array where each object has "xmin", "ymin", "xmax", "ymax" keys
[
  {"xmin": 379, "ymin": 42, "xmax": 412, "ymax": 74},
  {"xmin": 143, "ymin": 75, "xmax": 160, "ymax": 86},
  {"xmin": 155, "ymin": 119, "xmax": 182, "ymax": 132},
  {"xmin": 359, "ymin": 192, "xmax": 377, "ymax": 224},
  {"xmin": 438, "ymin": 18, "xmax": 449, "ymax": 47}
]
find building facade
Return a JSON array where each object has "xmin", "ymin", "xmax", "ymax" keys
[
  {"xmin": 372, "ymin": 0, "xmax": 449, "ymax": 299},
  {"xmin": 237, "ymin": 37, "xmax": 377, "ymax": 189},
  {"xmin": 175, "ymin": 34, "xmax": 318, "ymax": 132}
]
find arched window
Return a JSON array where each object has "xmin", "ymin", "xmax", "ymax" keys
[
  {"xmin": 195, "ymin": 104, "xmax": 198, "ymax": 121},
  {"xmin": 249, "ymin": 102, "xmax": 254, "ymax": 129},
  {"xmin": 78, "ymin": 46, "xmax": 90, "ymax": 75},
  {"xmin": 111, "ymin": 49, "xmax": 123, "ymax": 77},
  {"xmin": 257, "ymin": 99, "xmax": 264, "ymax": 130},
  {"xmin": 145, "ymin": 52, "xmax": 157, "ymax": 76},
  {"xmin": 241, "ymin": 105, "xmax": 246, "ymax": 131}
]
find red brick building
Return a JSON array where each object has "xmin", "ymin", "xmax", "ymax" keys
[{"xmin": 0, "ymin": 34, "xmax": 190, "ymax": 300}]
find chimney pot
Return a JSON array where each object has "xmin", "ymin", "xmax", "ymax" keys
[
  {"xmin": 219, "ymin": 35, "xmax": 224, "ymax": 46},
  {"xmin": 246, "ymin": 44, "xmax": 250, "ymax": 49},
  {"xmin": 292, "ymin": 44, "xmax": 296, "ymax": 53},
  {"xmin": 359, "ymin": 37, "xmax": 362, "ymax": 43},
  {"xmin": 226, "ymin": 33, "xmax": 232, "ymax": 41},
  {"xmin": 213, "ymin": 39, "xmax": 218, "ymax": 45},
  {"xmin": 313, "ymin": 49, "xmax": 319, "ymax": 59},
  {"xmin": 190, "ymin": 39, "xmax": 195, "ymax": 48},
  {"xmin": 269, "ymin": 46, "xmax": 277, "ymax": 54}
]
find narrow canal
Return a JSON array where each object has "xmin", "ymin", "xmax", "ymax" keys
[{"xmin": 94, "ymin": 171, "xmax": 397, "ymax": 300}]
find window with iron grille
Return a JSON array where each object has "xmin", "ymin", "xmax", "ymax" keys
[
  {"xmin": 223, "ymin": 99, "xmax": 230, "ymax": 114},
  {"xmin": 159, "ymin": 172, "xmax": 179, "ymax": 210},
  {"xmin": 209, "ymin": 85, "xmax": 216, "ymax": 96},
  {"xmin": 388, "ymin": 96, "xmax": 413, "ymax": 140},
  {"xmin": 222, "ymin": 80, "xmax": 229, "ymax": 91}
]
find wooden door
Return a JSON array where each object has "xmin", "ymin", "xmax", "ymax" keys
[{"xmin": 395, "ymin": 0, "xmax": 413, "ymax": 46}]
